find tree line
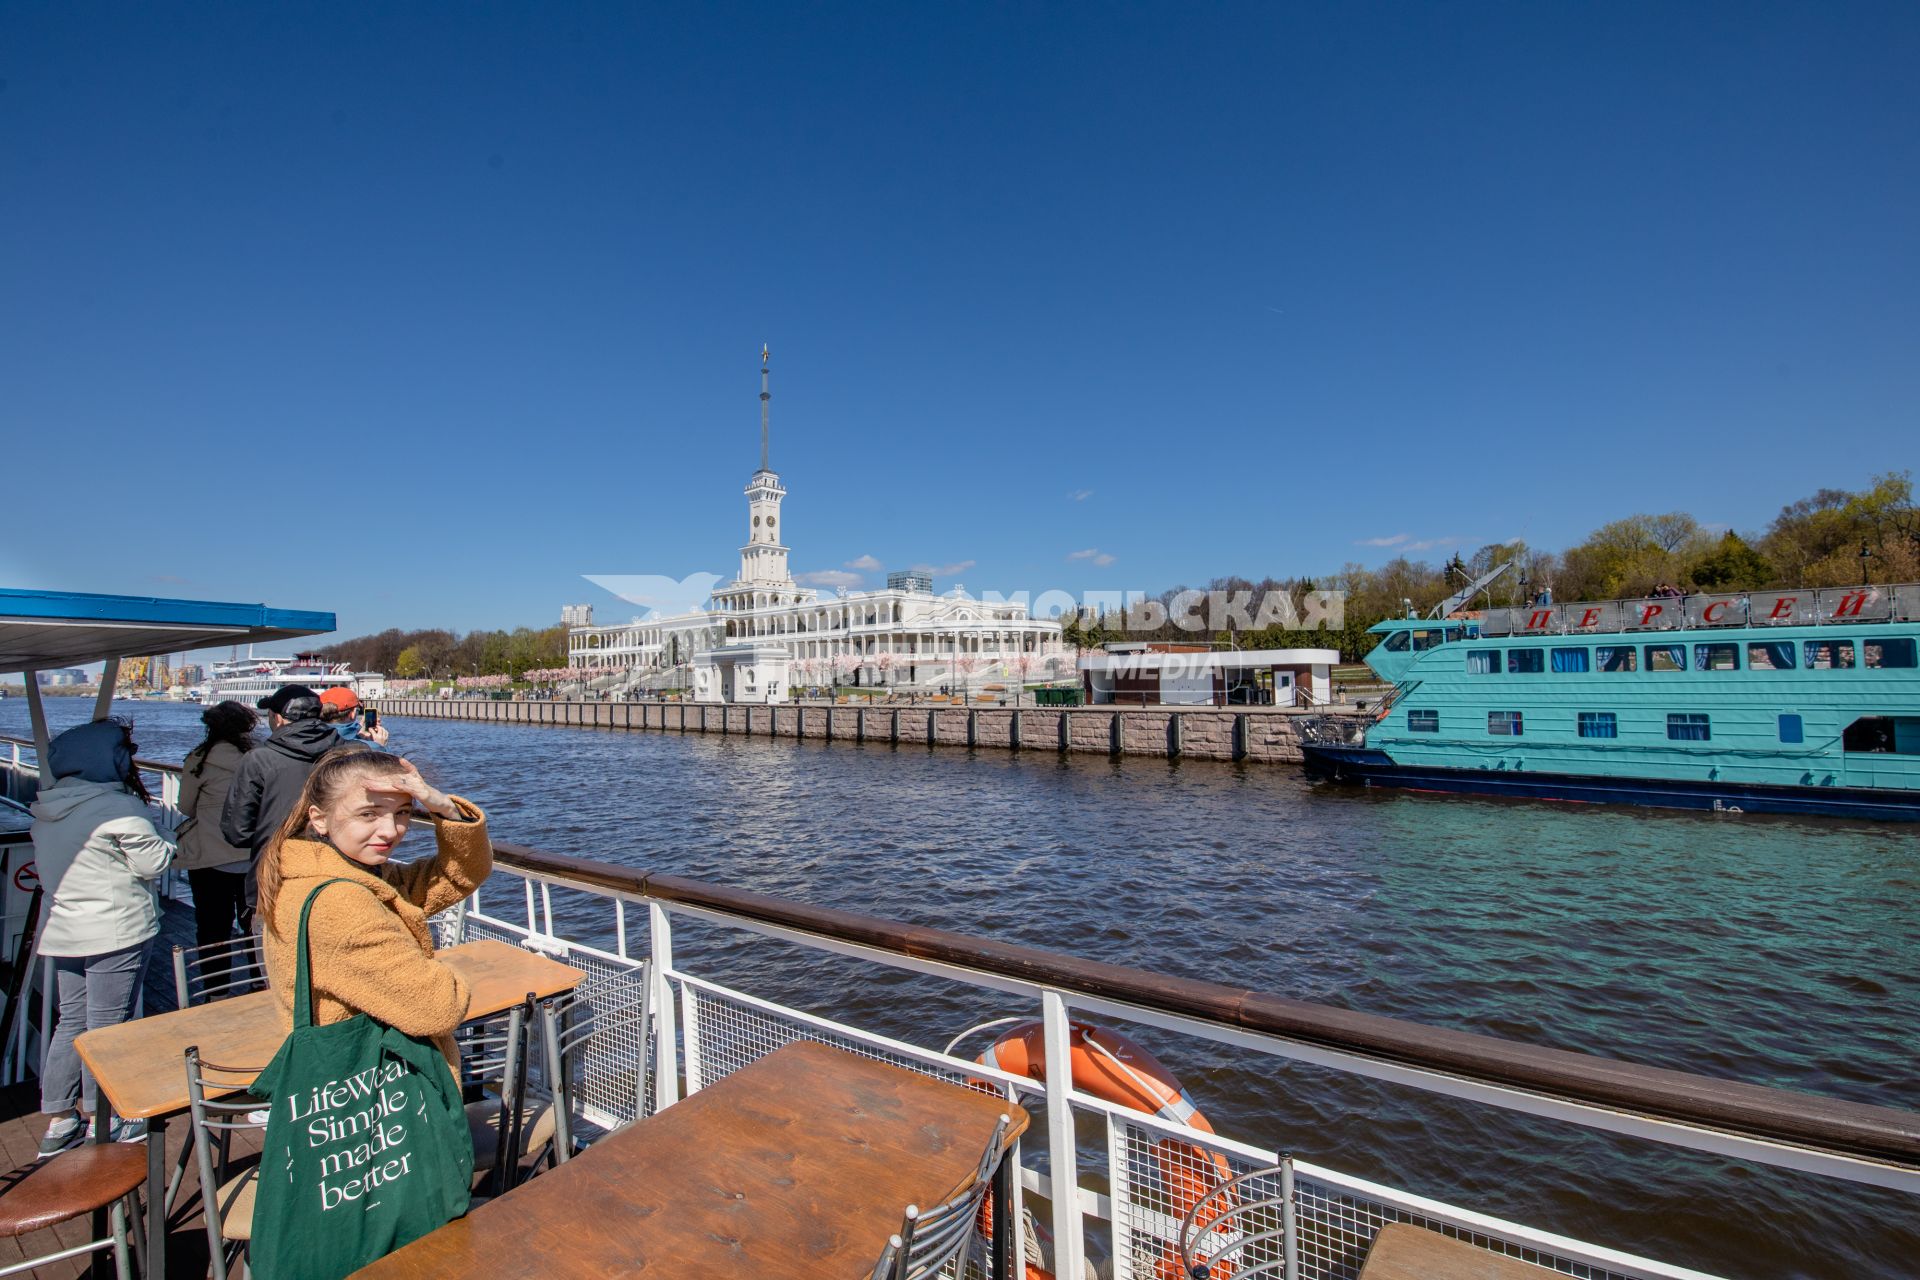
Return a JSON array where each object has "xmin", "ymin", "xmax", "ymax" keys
[
  {"xmin": 318, "ymin": 625, "xmax": 569, "ymax": 680},
  {"xmin": 1078, "ymin": 471, "xmax": 1919, "ymax": 660}
]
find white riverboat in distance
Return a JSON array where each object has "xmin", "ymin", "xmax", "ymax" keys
[{"xmin": 199, "ymin": 652, "xmax": 387, "ymax": 707}]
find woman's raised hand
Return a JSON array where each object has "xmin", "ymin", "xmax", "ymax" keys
[{"xmin": 370, "ymin": 759, "xmax": 461, "ymax": 820}]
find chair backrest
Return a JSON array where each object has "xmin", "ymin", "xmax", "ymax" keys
[
  {"xmin": 172, "ymin": 935, "xmax": 268, "ymax": 1008},
  {"xmin": 869, "ymin": 1112, "xmax": 1012, "ymax": 1280},
  {"xmin": 536, "ymin": 968, "xmax": 650, "ymax": 1164},
  {"xmin": 1175, "ymin": 1161, "xmax": 1292, "ymax": 1279},
  {"xmin": 183, "ymin": 1046, "xmax": 268, "ymax": 1280}
]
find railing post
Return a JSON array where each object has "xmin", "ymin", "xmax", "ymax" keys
[
  {"xmin": 1104, "ymin": 1113, "xmax": 1135, "ymax": 1280},
  {"xmin": 1281, "ymin": 1155, "xmax": 1298, "ymax": 1280},
  {"xmin": 648, "ymin": 903, "xmax": 680, "ymax": 1111},
  {"xmin": 1041, "ymin": 990, "xmax": 1086, "ymax": 1280}
]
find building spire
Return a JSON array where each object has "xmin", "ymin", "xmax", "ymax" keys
[{"xmin": 759, "ymin": 344, "xmax": 771, "ymax": 472}]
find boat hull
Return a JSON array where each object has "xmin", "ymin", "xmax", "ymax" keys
[{"xmin": 1300, "ymin": 745, "xmax": 1920, "ymax": 821}]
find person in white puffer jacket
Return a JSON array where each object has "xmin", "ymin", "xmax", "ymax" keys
[{"xmin": 29, "ymin": 718, "xmax": 178, "ymax": 1155}]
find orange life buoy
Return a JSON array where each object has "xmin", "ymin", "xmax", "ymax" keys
[{"xmin": 976, "ymin": 1021, "xmax": 1235, "ymax": 1280}]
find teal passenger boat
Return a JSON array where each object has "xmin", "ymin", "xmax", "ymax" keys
[{"xmin": 1300, "ymin": 583, "xmax": 1920, "ymax": 819}]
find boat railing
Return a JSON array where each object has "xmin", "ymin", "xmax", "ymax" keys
[
  {"xmin": 1477, "ymin": 581, "xmax": 1920, "ymax": 638},
  {"xmin": 4, "ymin": 741, "xmax": 1918, "ymax": 1278},
  {"xmin": 453, "ymin": 841, "xmax": 1916, "ymax": 1280}
]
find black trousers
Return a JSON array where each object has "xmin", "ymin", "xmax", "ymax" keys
[{"xmin": 186, "ymin": 869, "xmax": 253, "ymax": 991}]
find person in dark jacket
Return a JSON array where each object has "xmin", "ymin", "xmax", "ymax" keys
[{"xmin": 219, "ymin": 685, "xmax": 340, "ymax": 908}]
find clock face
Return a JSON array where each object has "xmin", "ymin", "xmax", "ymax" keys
[
  {"xmin": 766, "ymin": 517, "xmax": 775, "ymax": 530},
  {"xmin": 753, "ymin": 515, "xmax": 761, "ymax": 527}
]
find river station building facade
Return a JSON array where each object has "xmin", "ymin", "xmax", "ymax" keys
[{"xmin": 565, "ymin": 351, "xmax": 1065, "ymax": 701}]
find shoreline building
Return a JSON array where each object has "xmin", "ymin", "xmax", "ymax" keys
[{"xmin": 566, "ymin": 350, "xmax": 1066, "ymax": 702}]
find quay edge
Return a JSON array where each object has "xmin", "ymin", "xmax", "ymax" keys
[{"xmin": 371, "ymin": 698, "xmax": 1338, "ymax": 765}]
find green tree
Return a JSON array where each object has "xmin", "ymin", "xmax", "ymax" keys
[
  {"xmin": 1687, "ymin": 531, "xmax": 1773, "ymax": 591},
  {"xmin": 394, "ymin": 646, "xmax": 425, "ymax": 678}
]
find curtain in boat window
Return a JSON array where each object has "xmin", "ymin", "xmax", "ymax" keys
[
  {"xmin": 1466, "ymin": 650, "xmax": 1500, "ymax": 674},
  {"xmin": 1595, "ymin": 646, "xmax": 1637, "ymax": 672},
  {"xmin": 1747, "ymin": 642, "xmax": 1797, "ymax": 671},
  {"xmin": 1551, "ymin": 647, "xmax": 1589, "ymax": 673},
  {"xmin": 1694, "ymin": 644, "xmax": 1738, "ymax": 671}
]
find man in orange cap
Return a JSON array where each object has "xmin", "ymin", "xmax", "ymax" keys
[{"xmin": 319, "ymin": 686, "xmax": 389, "ymax": 748}]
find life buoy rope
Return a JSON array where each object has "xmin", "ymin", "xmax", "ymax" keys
[{"xmin": 970, "ymin": 1020, "xmax": 1236, "ymax": 1280}]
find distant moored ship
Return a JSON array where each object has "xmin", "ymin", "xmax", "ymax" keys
[{"xmin": 201, "ymin": 653, "xmax": 387, "ymax": 707}]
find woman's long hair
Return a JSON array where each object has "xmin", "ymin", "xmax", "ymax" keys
[
  {"xmin": 257, "ymin": 749, "xmax": 412, "ymax": 938},
  {"xmin": 189, "ymin": 701, "xmax": 257, "ymax": 776}
]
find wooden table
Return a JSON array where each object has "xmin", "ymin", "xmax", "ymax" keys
[
  {"xmin": 355, "ymin": 1040, "xmax": 1032, "ymax": 1280},
  {"xmin": 74, "ymin": 938, "xmax": 585, "ymax": 1279},
  {"xmin": 1358, "ymin": 1223, "xmax": 1556, "ymax": 1279}
]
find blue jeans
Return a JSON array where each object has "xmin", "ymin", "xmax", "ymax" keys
[{"xmin": 40, "ymin": 942, "xmax": 153, "ymax": 1116}]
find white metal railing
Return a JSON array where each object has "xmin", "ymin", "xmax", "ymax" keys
[{"xmin": 452, "ymin": 853, "xmax": 1920, "ymax": 1280}]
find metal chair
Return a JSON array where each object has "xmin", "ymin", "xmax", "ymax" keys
[
  {"xmin": 1176, "ymin": 1160, "xmax": 1294, "ymax": 1278},
  {"xmin": 184, "ymin": 1045, "xmax": 268, "ymax": 1280},
  {"xmin": 459, "ymin": 998, "xmax": 538, "ymax": 1193},
  {"xmin": 0, "ymin": 1142, "xmax": 146, "ymax": 1280},
  {"xmin": 173, "ymin": 934, "xmax": 268, "ymax": 1008},
  {"xmin": 535, "ymin": 972, "xmax": 651, "ymax": 1169},
  {"xmin": 869, "ymin": 1112, "xmax": 1013, "ymax": 1280},
  {"xmin": 160, "ymin": 936, "xmax": 269, "ymax": 1215}
]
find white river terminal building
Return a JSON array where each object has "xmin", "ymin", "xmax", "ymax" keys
[{"xmin": 566, "ymin": 352, "xmax": 1066, "ymax": 703}]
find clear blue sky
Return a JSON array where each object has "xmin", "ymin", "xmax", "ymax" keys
[{"xmin": 4, "ymin": 2, "xmax": 1916, "ymax": 646}]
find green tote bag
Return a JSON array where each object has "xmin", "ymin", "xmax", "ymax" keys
[{"xmin": 248, "ymin": 879, "xmax": 475, "ymax": 1280}]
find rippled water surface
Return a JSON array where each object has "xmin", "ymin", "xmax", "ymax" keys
[{"xmin": 7, "ymin": 700, "xmax": 1915, "ymax": 1278}]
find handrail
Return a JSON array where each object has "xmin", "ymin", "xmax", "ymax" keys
[{"xmin": 491, "ymin": 840, "xmax": 1920, "ymax": 1172}]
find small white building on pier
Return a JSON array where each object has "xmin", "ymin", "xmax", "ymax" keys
[{"xmin": 1079, "ymin": 643, "xmax": 1338, "ymax": 707}]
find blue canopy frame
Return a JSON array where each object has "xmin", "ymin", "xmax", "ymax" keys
[{"xmin": 1, "ymin": 587, "xmax": 335, "ymax": 783}]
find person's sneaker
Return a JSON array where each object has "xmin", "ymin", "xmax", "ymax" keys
[
  {"xmin": 37, "ymin": 1114, "xmax": 84, "ymax": 1158},
  {"xmin": 108, "ymin": 1117, "xmax": 147, "ymax": 1144}
]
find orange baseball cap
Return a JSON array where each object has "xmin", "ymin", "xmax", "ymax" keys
[{"xmin": 319, "ymin": 686, "xmax": 360, "ymax": 711}]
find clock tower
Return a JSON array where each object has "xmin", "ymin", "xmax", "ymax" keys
[{"xmin": 739, "ymin": 345, "xmax": 792, "ymax": 587}]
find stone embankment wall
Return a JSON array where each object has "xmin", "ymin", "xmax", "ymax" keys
[{"xmin": 373, "ymin": 698, "xmax": 1334, "ymax": 764}]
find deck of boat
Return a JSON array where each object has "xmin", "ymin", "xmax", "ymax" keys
[{"xmin": 0, "ymin": 896, "xmax": 258, "ymax": 1277}]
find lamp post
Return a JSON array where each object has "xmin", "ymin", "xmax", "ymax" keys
[{"xmin": 1860, "ymin": 541, "xmax": 1872, "ymax": 586}]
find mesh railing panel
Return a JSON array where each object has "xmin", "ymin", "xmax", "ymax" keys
[
  {"xmin": 455, "ymin": 911, "xmax": 657, "ymax": 1133},
  {"xmin": 1112, "ymin": 1117, "xmax": 1651, "ymax": 1280}
]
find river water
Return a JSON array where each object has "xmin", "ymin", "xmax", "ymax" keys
[{"xmin": 5, "ymin": 698, "xmax": 1915, "ymax": 1278}]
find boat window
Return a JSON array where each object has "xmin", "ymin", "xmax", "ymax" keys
[
  {"xmin": 1804, "ymin": 640, "xmax": 1856, "ymax": 670},
  {"xmin": 1595, "ymin": 646, "xmax": 1637, "ymax": 673},
  {"xmin": 1407, "ymin": 709, "xmax": 1439, "ymax": 732},
  {"xmin": 1667, "ymin": 713, "xmax": 1711, "ymax": 742},
  {"xmin": 1779, "ymin": 714, "xmax": 1804, "ymax": 744},
  {"xmin": 1550, "ymin": 647, "xmax": 1589, "ymax": 673},
  {"xmin": 1382, "ymin": 631, "xmax": 1411, "ymax": 652},
  {"xmin": 1843, "ymin": 715, "xmax": 1919, "ymax": 753},
  {"xmin": 1747, "ymin": 642, "xmax": 1797, "ymax": 671},
  {"xmin": 1466, "ymin": 650, "xmax": 1500, "ymax": 674},
  {"xmin": 1578, "ymin": 712, "xmax": 1617, "ymax": 739},
  {"xmin": 1411, "ymin": 629, "xmax": 1444, "ymax": 651},
  {"xmin": 1487, "ymin": 711, "xmax": 1523, "ymax": 736},
  {"xmin": 1865, "ymin": 638, "xmax": 1918, "ymax": 669},
  {"xmin": 1506, "ymin": 649, "xmax": 1544, "ymax": 674},
  {"xmin": 1694, "ymin": 643, "xmax": 1739, "ymax": 671},
  {"xmin": 1644, "ymin": 645, "xmax": 1687, "ymax": 672},
  {"xmin": 1443, "ymin": 628, "xmax": 1463, "ymax": 643}
]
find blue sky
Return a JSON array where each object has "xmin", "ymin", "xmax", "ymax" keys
[{"xmin": 3, "ymin": 2, "xmax": 1916, "ymax": 648}]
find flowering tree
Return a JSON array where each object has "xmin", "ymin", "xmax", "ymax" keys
[
  {"xmin": 454, "ymin": 673, "xmax": 511, "ymax": 690},
  {"xmin": 1008, "ymin": 653, "xmax": 1036, "ymax": 703},
  {"xmin": 872, "ymin": 652, "xmax": 894, "ymax": 688},
  {"xmin": 953, "ymin": 654, "xmax": 981, "ymax": 696},
  {"xmin": 386, "ymin": 678, "xmax": 431, "ymax": 694},
  {"xmin": 831, "ymin": 653, "xmax": 859, "ymax": 689}
]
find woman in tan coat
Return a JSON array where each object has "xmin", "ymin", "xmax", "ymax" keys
[{"xmin": 257, "ymin": 750, "xmax": 491, "ymax": 1076}]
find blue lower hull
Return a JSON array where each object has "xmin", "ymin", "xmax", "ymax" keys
[{"xmin": 1299, "ymin": 746, "xmax": 1920, "ymax": 821}]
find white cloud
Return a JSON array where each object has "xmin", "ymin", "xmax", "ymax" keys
[
  {"xmin": 1354, "ymin": 533, "xmax": 1468, "ymax": 553},
  {"xmin": 1067, "ymin": 548, "xmax": 1117, "ymax": 567},
  {"xmin": 910, "ymin": 560, "xmax": 976, "ymax": 577},
  {"xmin": 845, "ymin": 554, "xmax": 884, "ymax": 572},
  {"xmin": 1068, "ymin": 489, "xmax": 1094, "ymax": 502},
  {"xmin": 797, "ymin": 569, "xmax": 864, "ymax": 589}
]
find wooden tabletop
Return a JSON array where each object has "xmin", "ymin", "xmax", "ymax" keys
[
  {"xmin": 354, "ymin": 1039, "xmax": 1031, "ymax": 1280},
  {"xmin": 75, "ymin": 938, "xmax": 585, "ymax": 1120},
  {"xmin": 1357, "ymin": 1224, "xmax": 1554, "ymax": 1280}
]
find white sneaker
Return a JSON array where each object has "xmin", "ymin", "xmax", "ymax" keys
[
  {"xmin": 38, "ymin": 1115, "xmax": 84, "ymax": 1158},
  {"xmin": 109, "ymin": 1118, "xmax": 148, "ymax": 1144}
]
